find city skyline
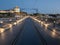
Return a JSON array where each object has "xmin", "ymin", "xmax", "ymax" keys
[{"xmin": 0, "ymin": 0, "xmax": 60, "ymax": 14}]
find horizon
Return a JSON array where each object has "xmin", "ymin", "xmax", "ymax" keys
[{"xmin": 0, "ymin": 0, "xmax": 60, "ymax": 14}]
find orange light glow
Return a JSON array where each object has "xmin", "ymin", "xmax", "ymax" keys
[
  {"xmin": 51, "ymin": 29, "xmax": 56, "ymax": 38},
  {"xmin": 0, "ymin": 28, "xmax": 5, "ymax": 33}
]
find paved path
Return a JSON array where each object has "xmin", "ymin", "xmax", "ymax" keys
[{"xmin": 15, "ymin": 18, "xmax": 43, "ymax": 45}]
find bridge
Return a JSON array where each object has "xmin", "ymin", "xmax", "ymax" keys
[{"xmin": 0, "ymin": 16, "xmax": 60, "ymax": 45}]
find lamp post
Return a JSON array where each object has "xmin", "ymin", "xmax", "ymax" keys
[
  {"xmin": 53, "ymin": 19, "xmax": 56, "ymax": 28},
  {"xmin": 45, "ymin": 18, "xmax": 47, "ymax": 23},
  {"xmin": 45, "ymin": 15, "xmax": 48, "ymax": 23},
  {"xmin": 51, "ymin": 15, "xmax": 57, "ymax": 28}
]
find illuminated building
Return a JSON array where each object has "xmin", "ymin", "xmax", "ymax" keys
[
  {"xmin": 0, "ymin": 6, "xmax": 20, "ymax": 17},
  {"xmin": 0, "ymin": 6, "xmax": 20, "ymax": 13},
  {"xmin": 14, "ymin": 6, "xmax": 20, "ymax": 13}
]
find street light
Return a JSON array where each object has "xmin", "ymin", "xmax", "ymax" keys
[
  {"xmin": 53, "ymin": 20, "xmax": 56, "ymax": 28},
  {"xmin": 45, "ymin": 18, "xmax": 47, "ymax": 23}
]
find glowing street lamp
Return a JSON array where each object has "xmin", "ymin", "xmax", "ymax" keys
[
  {"xmin": 51, "ymin": 29, "xmax": 56, "ymax": 38},
  {"xmin": 0, "ymin": 28, "xmax": 5, "ymax": 33},
  {"xmin": 53, "ymin": 20, "xmax": 56, "ymax": 28},
  {"xmin": 45, "ymin": 19, "xmax": 47, "ymax": 23},
  {"xmin": 44, "ymin": 24, "xmax": 49, "ymax": 29}
]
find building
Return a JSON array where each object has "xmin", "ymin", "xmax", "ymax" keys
[
  {"xmin": 14, "ymin": 6, "xmax": 20, "ymax": 13},
  {"xmin": 0, "ymin": 6, "xmax": 20, "ymax": 13},
  {"xmin": 0, "ymin": 6, "xmax": 20, "ymax": 18}
]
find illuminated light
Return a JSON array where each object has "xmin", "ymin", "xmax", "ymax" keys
[
  {"xmin": 53, "ymin": 29, "xmax": 56, "ymax": 32},
  {"xmin": 54, "ymin": 21, "xmax": 56, "ymax": 23},
  {"xmin": 16, "ymin": 19, "xmax": 22, "ymax": 24},
  {"xmin": 41, "ymin": 22, "xmax": 44, "ymax": 24},
  {"xmin": 38, "ymin": 21, "xmax": 41, "ymax": 22},
  {"xmin": 9, "ymin": 19, "xmax": 12, "ymax": 21},
  {"xmin": 35, "ymin": 19, "xmax": 37, "ymax": 20},
  {"xmin": 10, "ymin": 10, "xmax": 14, "ymax": 13},
  {"xmin": 8, "ymin": 24, "xmax": 12, "ymax": 28},
  {"xmin": 17, "ymin": 21, "xmax": 19, "ymax": 24},
  {"xmin": 51, "ymin": 31, "xmax": 56, "ymax": 37},
  {"xmin": 15, "ymin": 8, "xmax": 20, "ymax": 12},
  {"xmin": 13, "ymin": 22, "xmax": 17, "ymax": 25},
  {"xmin": 31, "ymin": 17, "xmax": 42, "ymax": 24},
  {"xmin": 45, "ymin": 24, "xmax": 48, "ymax": 27},
  {"xmin": 45, "ymin": 25, "xmax": 48, "ymax": 29},
  {"xmin": 45, "ymin": 19, "xmax": 47, "ymax": 21},
  {"xmin": 51, "ymin": 29, "xmax": 56, "ymax": 38},
  {"xmin": 0, "ymin": 28, "xmax": 5, "ymax": 33},
  {"xmin": 16, "ymin": 17, "xmax": 27, "ymax": 24},
  {"xmin": 0, "ymin": 21, "xmax": 3, "ymax": 23},
  {"xmin": 44, "ymin": 24, "xmax": 50, "ymax": 29},
  {"xmin": 52, "ymin": 32, "xmax": 55, "ymax": 36},
  {"xmin": 14, "ymin": 6, "xmax": 20, "ymax": 12}
]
